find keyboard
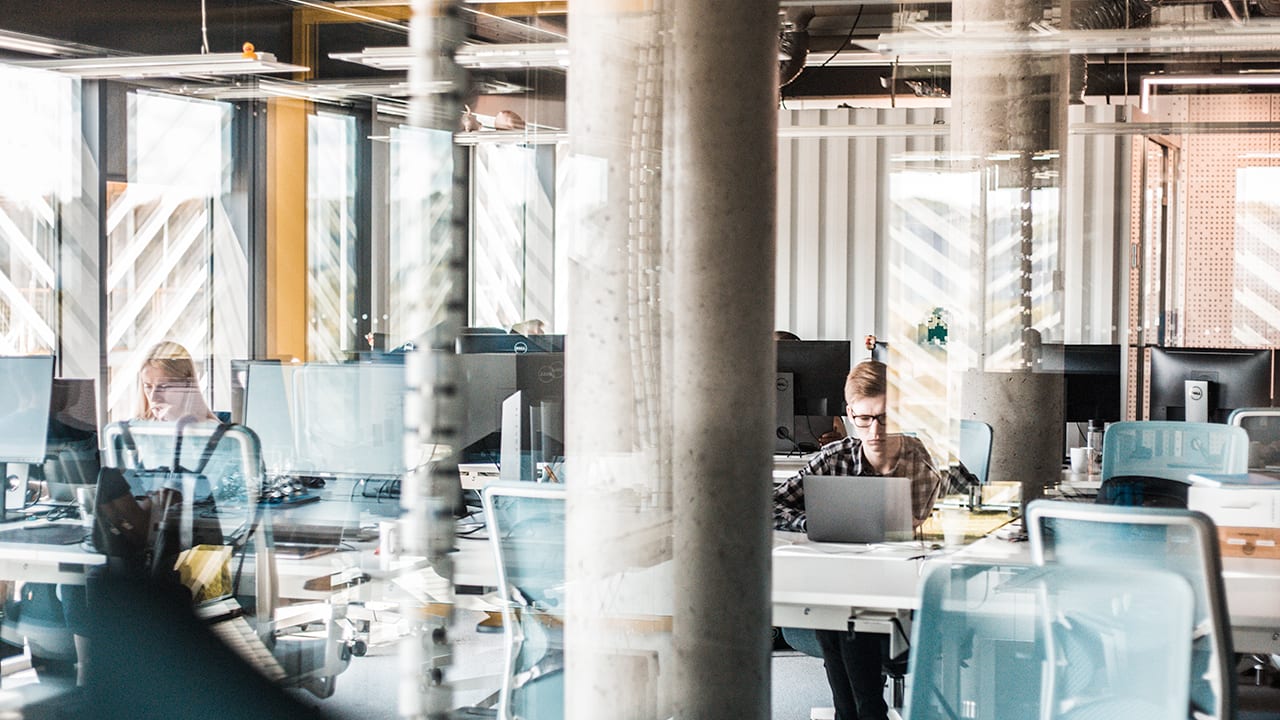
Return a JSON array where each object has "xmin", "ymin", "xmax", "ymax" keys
[{"xmin": 208, "ymin": 613, "xmax": 289, "ymax": 683}]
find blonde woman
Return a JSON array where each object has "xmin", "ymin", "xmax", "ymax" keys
[{"xmin": 136, "ymin": 342, "xmax": 216, "ymax": 422}]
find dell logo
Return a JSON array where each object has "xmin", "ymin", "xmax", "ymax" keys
[{"xmin": 513, "ymin": 341, "xmax": 529, "ymax": 354}]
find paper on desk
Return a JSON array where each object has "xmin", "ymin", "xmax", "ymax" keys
[
  {"xmin": 775, "ymin": 542, "xmax": 879, "ymax": 555},
  {"xmin": 390, "ymin": 565, "xmax": 505, "ymax": 612}
]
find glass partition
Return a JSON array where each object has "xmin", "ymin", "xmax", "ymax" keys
[
  {"xmin": 105, "ymin": 91, "xmax": 244, "ymax": 422},
  {"xmin": 307, "ymin": 112, "xmax": 359, "ymax": 362},
  {"xmin": 0, "ymin": 66, "xmax": 77, "ymax": 357}
]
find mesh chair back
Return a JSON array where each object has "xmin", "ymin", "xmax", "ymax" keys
[
  {"xmin": 1101, "ymin": 421, "xmax": 1248, "ymax": 483},
  {"xmin": 482, "ymin": 482, "xmax": 566, "ymax": 720},
  {"xmin": 1026, "ymin": 500, "xmax": 1235, "ymax": 720},
  {"xmin": 1227, "ymin": 407, "xmax": 1280, "ymax": 469},
  {"xmin": 905, "ymin": 562, "xmax": 1193, "ymax": 720}
]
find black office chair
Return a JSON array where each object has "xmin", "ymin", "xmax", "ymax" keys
[{"xmin": 1096, "ymin": 474, "xmax": 1190, "ymax": 507}]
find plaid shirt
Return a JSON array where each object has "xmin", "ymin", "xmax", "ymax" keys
[{"xmin": 772, "ymin": 434, "xmax": 943, "ymax": 533}]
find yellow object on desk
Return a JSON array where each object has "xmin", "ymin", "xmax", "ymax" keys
[
  {"xmin": 175, "ymin": 544, "xmax": 233, "ymax": 603},
  {"xmin": 918, "ymin": 508, "xmax": 1015, "ymax": 543}
]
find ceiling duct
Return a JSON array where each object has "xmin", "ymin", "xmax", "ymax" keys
[
  {"xmin": 779, "ymin": 7, "xmax": 815, "ymax": 88},
  {"xmin": 1071, "ymin": 0, "xmax": 1154, "ymax": 102}
]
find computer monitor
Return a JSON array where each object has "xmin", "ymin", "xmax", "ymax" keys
[
  {"xmin": 244, "ymin": 363, "xmax": 407, "ymax": 479},
  {"xmin": 41, "ymin": 378, "xmax": 101, "ymax": 498},
  {"xmin": 1148, "ymin": 347, "xmax": 1273, "ymax": 423},
  {"xmin": 457, "ymin": 351, "xmax": 565, "ymax": 464},
  {"xmin": 775, "ymin": 340, "xmax": 851, "ymax": 451},
  {"xmin": 230, "ymin": 359, "xmax": 282, "ymax": 425},
  {"xmin": 1040, "ymin": 344, "xmax": 1123, "ymax": 423},
  {"xmin": 457, "ymin": 332, "xmax": 564, "ymax": 354},
  {"xmin": 0, "ymin": 356, "xmax": 55, "ymax": 464}
]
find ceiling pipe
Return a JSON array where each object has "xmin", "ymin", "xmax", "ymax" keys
[
  {"xmin": 1070, "ymin": 0, "xmax": 1153, "ymax": 102},
  {"xmin": 779, "ymin": 6, "xmax": 815, "ymax": 87}
]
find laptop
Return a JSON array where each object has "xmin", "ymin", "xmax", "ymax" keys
[{"xmin": 803, "ymin": 475, "xmax": 914, "ymax": 543}]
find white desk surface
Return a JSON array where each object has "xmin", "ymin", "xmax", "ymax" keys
[
  {"xmin": 0, "ymin": 520, "xmax": 105, "ymax": 585},
  {"xmin": 774, "ymin": 529, "xmax": 1280, "ymax": 655}
]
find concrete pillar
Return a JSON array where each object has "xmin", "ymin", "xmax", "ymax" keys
[
  {"xmin": 565, "ymin": 2, "xmax": 673, "ymax": 718},
  {"xmin": 951, "ymin": 0, "xmax": 1069, "ymax": 508},
  {"xmin": 400, "ymin": 1, "xmax": 468, "ymax": 718},
  {"xmin": 670, "ymin": 0, "xmax": 778, "ymax": 717}
]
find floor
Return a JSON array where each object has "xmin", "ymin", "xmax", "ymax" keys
[
  {"xmin": 303, "ymin": 635, "xmax": 1280, "ymax": 720},
  {"xmin": 2, "ymin": 623, "xmax": 1277, "ymax": 718},
  {"xmin": 293, "ymin": 634, "xmax": 834, "ymax": 720}
]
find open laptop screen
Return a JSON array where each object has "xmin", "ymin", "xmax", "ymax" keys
[{"xmin": 802, "ymin": 475, "xmax": 913, "ymax": 543}]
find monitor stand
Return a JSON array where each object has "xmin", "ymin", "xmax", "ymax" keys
[{"xmin": 2, "ymin": 463, "xmax": 29, "ymax": 521}]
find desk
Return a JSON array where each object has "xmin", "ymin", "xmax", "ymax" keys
[
  {"xmin": 0, "ymin": 521, "xmax": 104, "ymax": 584},
  {"xmin": 772, "ymin": 530, "xmax": 1280, "ymax": 656}
]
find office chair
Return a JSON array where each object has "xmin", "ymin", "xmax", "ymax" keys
[
  {"xmin": 1097, "ymin": 421, "xmax": 1248, "ymax": 507},
  {"xmin": 482, "ymin": 482, "xmax": 567, "ymax": 720},
  {"xmin": 1027, "ymin": 500, "xmax": 1236, "ymax": 720},
  {"xmin": 904, "ymin": 561, "xmax": 1194, "ymax": 720},
  {"xmin": 1227, "ymin": 407, "xmax": 1280, "ymax": 469}
]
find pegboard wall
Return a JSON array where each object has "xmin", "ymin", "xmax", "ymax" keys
[
  {"xmin": 1182, "ymin": 95, "xmax": 1280, "ymax": 348},
  {"xmin": 1128, "ymin": 136, "xmax": 1143, "ymax": 419}
]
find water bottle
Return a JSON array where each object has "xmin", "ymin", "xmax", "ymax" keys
[{"xmin": 1085, "ymin": 420, "xmax": 1104, "ymax": 476}]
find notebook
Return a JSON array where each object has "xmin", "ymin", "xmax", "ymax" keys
[{"xmin": 803, "ymin": 475, "xmax": 914, "ymax": 543}]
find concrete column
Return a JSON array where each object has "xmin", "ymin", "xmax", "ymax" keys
[
  {"xmin": 400, "ymin": 1, "xmax": 467, "ymax": 718},
  {"xmin": 565, "ymin": 2, "xmax": 673, "ymax": 718},
  {"xmin": 670, "ymin": 0, "xmax": 778, "ymax": 717},
  {"xmin": 951, "ymin": 0, "xmax": 1069, "ymax": 508}
]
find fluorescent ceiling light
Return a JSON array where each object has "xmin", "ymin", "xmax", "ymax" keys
[
  {"xmin": 1139, "ymin": 73, "xmax": 1280, "ymax": 113},
  {"xmin": 331, "ymin": 42, "xmax": 569, "ymax": 71},
  {"xmin": 873, "ymin": 19, "xmax": 1280, "ymax": 58},
  {"xmin": 454, "ymin": 130, "xmax": 567, "ymax": 146},
  {"xmin": 171, "ymin": 76, "xmax": 525, "ymax": 102},
  {"xmin": 0, "ymin": 29, "xmax": 86, "ymax": 57},
  {"xmin": 805, "ymin": 50, "xmax": 947, "ymax": 68},
  {"xmin": 457, "ymin": 42, "xmax": 568, "ymax": 69},
  {"xmin": 13, "ymin": 52, "xmax": 307, "ymax": 79}
]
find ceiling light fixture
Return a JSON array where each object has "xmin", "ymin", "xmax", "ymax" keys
[
  {"xmin": 12, "ymin": 51, "xmax": 308, "ymax": 79},
  {"xmin": 874, "ymin": 20, "xmax": 1280, "ymax": 58},
  {"xmin": 1139, "ymin": 73, "xmax": 1280, "ymax": 113},
  {"xmin": 331, "ymin": 42, "xmax": 569, "ymax": 72},
  {"xmin": 0, "ymin": 29, "xmax": 89, "ymax": 57}
]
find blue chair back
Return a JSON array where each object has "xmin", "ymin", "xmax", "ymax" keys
[
  {"xmin": 1101, "ymin": 421, "xmax": 1248, "ymax": 482},
  {"xmin": 1026, "ymin": 500, "xmax": 1235, "ymax": 720},
  {"xmin": 1099, "ymin": 421, "xmax": 1248, "ymax": 507},
  {"xmin": 905, "ymin": 561, "xmax": 1193, "ymax": 720},
  {"xmin": 1227, "ymin": 407, "xmax": 1280, "ymax": 469},
  {"xmin": 483, "ymin": 482, "xmax": 566, "ymax": 720}
]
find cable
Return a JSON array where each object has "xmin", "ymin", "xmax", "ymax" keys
[
  {"xmin": 200, "ymin": 0, "xmax": 210, "ymax": 54},
  {"xmin": 819, "ymin": 6, "xmax": 863, "ymax": 69}
]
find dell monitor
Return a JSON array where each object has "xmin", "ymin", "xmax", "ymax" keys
[
  {"xmin": 1148, "ymin": 347, "xmax": 1272, "ymax": 423},
  {"xmin": 457, "ymin": 351, "xmax": 565, "ymax": 465},
  {"xmin": 457, "ymin": 331, "xmax": 564, "ymax": 354},
  {"xmin": 775, "ymin": 340, "xmax": 851, "ymax": 452}
]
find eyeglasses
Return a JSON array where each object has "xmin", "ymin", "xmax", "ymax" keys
[
  {"xmin": 142, "ymin": 380, "xmax": 190, "ymax": 394},
  {"xmin": 849, "ymin": 413, "xmax": 887, "ymax": 428}
]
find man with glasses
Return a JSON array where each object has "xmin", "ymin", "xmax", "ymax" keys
[{"xmin": 772, "ymin": 359, "xmax": 943, "ymax": 720}]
